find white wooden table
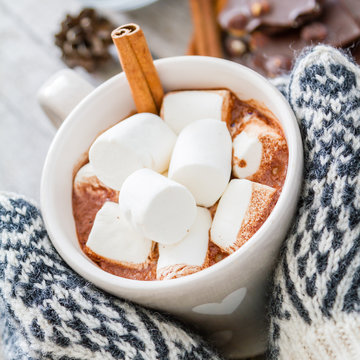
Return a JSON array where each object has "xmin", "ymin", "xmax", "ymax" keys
[{"xmin": 0, "ymin": 0, "xmax": 192, "ymax": 203}]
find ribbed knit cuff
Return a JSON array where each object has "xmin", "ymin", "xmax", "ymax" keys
[{"xmin": 275, "ymin": 314, "xmax": 360, "ymax": 360}]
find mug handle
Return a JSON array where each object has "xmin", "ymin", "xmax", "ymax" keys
[{"xmin": 37, "ymin": 69, "xmax": 95, "ymax": 129}]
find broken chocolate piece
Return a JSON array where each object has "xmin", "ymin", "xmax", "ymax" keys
[
  {"xmin": 340, "ymin": 0, "xmax": 360, "ymax": 25},
  {"xmin": 249, "ymin": 31, "xmax": 269, "ymax": 50},
  {"xmin": 228, "ymin": 12, "xmax": 249, "ymax": 36},
  {"xmin": 301, "ymin": 22, "xmax": 328, "ymax": 42},
  {"xmin": 218, "ymin": 0, "xmax": 324, "ymax": 35},
  {"xmin": 228, "ymin": 0, "xmax": 360, "ymax": 77}
]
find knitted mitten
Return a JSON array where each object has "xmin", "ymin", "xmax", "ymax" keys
[
  {"xmin": 0, "ymin": 192, "xmax": 223, "ymax": 360},
  {"xmin": 268, "ymin": 45, "xmax": 360, "ymax": 359}
]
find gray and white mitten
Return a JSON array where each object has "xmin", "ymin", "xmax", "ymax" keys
[
  {"xmin": 268, "ymin": 45, "xmax": 360, "ymax": 359},
  {"xmin": 2, "ymin": 45, "xmax": 360, "ymax": 360},
  {"xmin": 0, "ymin": 193, "xmax": 223, "ymax": 359}
]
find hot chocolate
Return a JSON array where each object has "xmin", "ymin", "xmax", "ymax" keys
[{"xmin": 72, "ymin": 89, "xmax": 288, "ymax": 281}]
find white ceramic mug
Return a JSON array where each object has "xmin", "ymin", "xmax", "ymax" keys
[{"xmin": 39, "ymin": 57, "xmax": 303, "ymax": 358}]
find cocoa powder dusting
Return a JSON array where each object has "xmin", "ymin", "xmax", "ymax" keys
[
  {"xmin": 72, "ymin": 180, "xmax": 119, "ymax": 248},
  {"xmin": 72, "ymin": 92, "xmax": 288, "ymax": 281},
  {"xmin": 228, "ymin": 94, "xmax": 284, "ymax": 139},
  {"xmin": 248, "ymin": 130, "xmax": 288, "ymax": 190},
  {"xmin": 234, "ymin": 184, "xmax": 278, "ymax": 250},
  {"xmin": 239, "ymin": 159, "xmax": 247, "ymax": 168},
  {"xmin": 228, "ymin": 94, "xmax": 288, "ymax": 191},
  {"xmin": 208, "ymin": 241, "xmax": 229, "ymax": 266},
  {"xmin": 73, "ymin": 177, "xmax": 159, "ymax": 280},
  {"xmin": 83, "ymin": 244, "xmax": 158, "ymax": 281},
  {"xmin": 97, "ymin": 259, "xmax": 157, "ymax": 281}
]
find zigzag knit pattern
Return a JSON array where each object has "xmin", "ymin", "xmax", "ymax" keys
[
  {"xmin": 267, "ymin": 46, "xmax": 360, "ymax": 359},
  {"xmin": 0, "ymin": 193, "xmax": 223, "ymax": 360},
  {"xmin": 2, "ymin": 45, "xmax": 360, "ymax": 360}
]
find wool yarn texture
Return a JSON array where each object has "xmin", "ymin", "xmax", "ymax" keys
[
  {"xmin": 0, "ymin": 193, "xmax": 223, "ymax": 359},
  {"xmin": 268, "ymin": 45, "xmax": 360, "ymax": 360},
  {"xmin": 0, "ymin": 45, "xmax": 359, "ymax": 360}
]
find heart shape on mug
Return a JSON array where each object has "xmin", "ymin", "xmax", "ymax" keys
[{"xmin": 192, "ymin": 287, "xmax": 247, "ymax": 315}]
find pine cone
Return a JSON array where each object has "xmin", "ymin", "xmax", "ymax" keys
[{"xmin": 55, "ymin": 8, "xmax": 114, "ymax": 72}]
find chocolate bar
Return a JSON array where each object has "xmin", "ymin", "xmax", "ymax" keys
[
  {"xmin": 218, "ymin": 0, "xmax": 324, "ymax": 35},
  {"xmin": 340, "ymin": 0, "xmax": 360, "ymax": 25},
  {"xmin": 225, "ymin": 0, "xmax": 360, "ymax": 76}
]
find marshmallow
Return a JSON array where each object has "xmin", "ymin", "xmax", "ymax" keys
[
  {"xmin": 232, "ymin": 118, "xmax": 287, "ymax": 181},
  {"xmin": 74, "ymin": 162, "xmax": 104, "ymax": 187},
  {"xmin": 211, "ymin": 179, "xmax": 276, "ymax": 254},
  {"xmin": 119, "ymin": 168, "xmax": 197, "ymax": 245},
  {"xmin": 86, "ymin": 202, "xmax": 153, "ymax": 264},
  {"xmin": 160, "ymin": 90, "xmax": 232, "ymax": 134},
  {"xmin": 89, "ymin": 113, "xmax": 176, "ymax": 190},
  {"xmin": 157, "ymin": 207, "xmax": 211, "ymax": 280},
  {"xmin": 232, "ymin": 132, "xmax": 262, "ymax": 178},
  {"xmin": 168, "ymin": 118, "xmax": 232, "ymax": 207}
]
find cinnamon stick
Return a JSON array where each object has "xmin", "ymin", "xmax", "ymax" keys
[
  {"xmin": 112, "ymin": 24, "xmax": 164, "ymax": 114},
  {"xmin": 189, "ymin": 0, "xmax": 223, "ymax": 57},
  {"xmin": 187, "ymin": 33, "xmax": 198, "ymax": 55},
  {"xmin": 215, "ymin": 0, "xmax": 227, "ymax": 15}
]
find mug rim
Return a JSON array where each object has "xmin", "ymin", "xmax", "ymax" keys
[{"xmin": 41, "ymin": 55, "xmax": 303, "ymax": 291}]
